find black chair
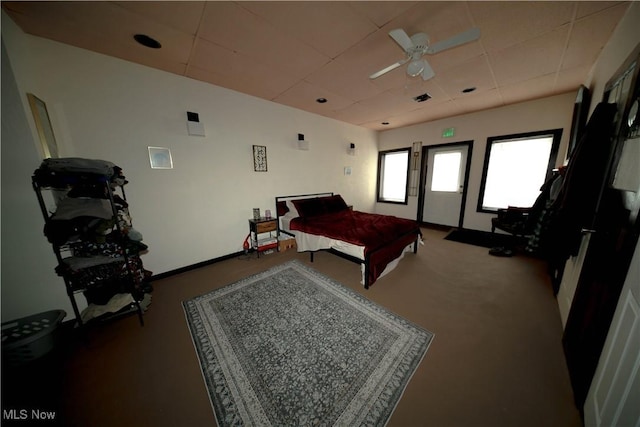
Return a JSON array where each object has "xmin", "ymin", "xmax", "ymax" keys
[
  {"xmin": 488, "ymin": 206, "xmax": 541, "ymax": 257},
  {"xmin": 491, "ymin": 205, "xmax": 540, "ymax": 238},
  {"xmin": 490, "ymin": 170, "xmax": 564, "ymax": 256}
]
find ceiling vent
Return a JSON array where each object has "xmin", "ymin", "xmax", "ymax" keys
[{"xmin": 413, "ymin": 93, "xmax": 431, "ymax": 103}]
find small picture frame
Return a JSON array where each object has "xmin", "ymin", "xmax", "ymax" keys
[
  {"xmin": 253, "ymin": 208, "xmax": 261, "ymax": 220},
  {"xmin": 253, "ymin": 145, "xmax": 267, "ymax": 172},
  {"xmin": 148, "ymin": 146, "xmax": 173, "ymax": 169},
  {"xmin": 27, "ymin": 93, "xmax": 58, "ymax": 159}
]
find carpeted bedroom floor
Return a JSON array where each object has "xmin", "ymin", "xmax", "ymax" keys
[{"xmin": 2, "ymin": 227, "xmax": 582, "ymax": 427}]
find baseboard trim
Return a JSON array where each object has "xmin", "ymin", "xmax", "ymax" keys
[
  {"xmin": 419, "ymin": 222, "xmax": 453, "ymax": 231},
  {"xmin": 150, "ymin": 250, "xmax": 245, "ymax": 281}
]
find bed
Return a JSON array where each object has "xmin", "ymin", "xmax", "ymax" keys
[{"xmin": 276, "ymin": 193, "xmax": 421, "ymax": 289}]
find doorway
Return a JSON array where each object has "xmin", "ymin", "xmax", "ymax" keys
[{"xmin": 418, "ymin": 141, "xmax": 472, "ymax": 228}]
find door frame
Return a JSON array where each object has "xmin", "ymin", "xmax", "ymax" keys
[{"xmin": 417, "ymin": 140, "xmax": 473, "ymax": 228}]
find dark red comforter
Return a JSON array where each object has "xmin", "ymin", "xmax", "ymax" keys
[{"xmin": 290, "ymin": 210, "xmax": 420, "ymax": 286}]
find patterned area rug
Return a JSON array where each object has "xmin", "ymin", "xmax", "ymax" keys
[{"xmin": 183, "ymin": 260, "xmax": 434, "ymax": 426}]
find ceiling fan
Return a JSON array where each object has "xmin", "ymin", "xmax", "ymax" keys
[{"xmin": 369, "ymin": 27, "xmax": 480, "ymax": 81}]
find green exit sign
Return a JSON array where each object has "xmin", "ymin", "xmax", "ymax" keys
[{"xmin": 442, "ymin": 127, "xmax": 455, "ymax": 138}]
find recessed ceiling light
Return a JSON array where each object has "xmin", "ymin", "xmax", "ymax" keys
[
  {"xmin": 316, "ymin": 98, "xmax": 327, "ymax": 103},
  {"xmin": 462, "ymin": 87, "xmax": 476, "ymax": 93},
  {"xmin": 134, "ymin": 34, "xmax": 161, "ymax": 49}
]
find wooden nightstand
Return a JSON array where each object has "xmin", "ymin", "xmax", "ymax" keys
[{"xmin": 248, "ymin": 217, "xmax": 278, "ymax": 257}]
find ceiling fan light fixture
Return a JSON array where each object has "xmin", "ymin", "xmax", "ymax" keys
[{"xmin": 406, "ymin": 59, "xmax": 425, "ymax": 77}]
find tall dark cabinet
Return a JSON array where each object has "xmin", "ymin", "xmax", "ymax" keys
[{"xmin": 32, "ymin": 158, "xmax": 151, "ymax": 326}]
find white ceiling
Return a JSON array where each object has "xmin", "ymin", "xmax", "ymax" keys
[{"xmin": 2, "ymin": 1, "xmax": 631, "ymax": 130}]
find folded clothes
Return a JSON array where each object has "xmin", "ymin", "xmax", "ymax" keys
[
  {"xmin": 81, "ymin": 293, "xmax": 134, "ymax": 323},
  {"xmin": 52, "ymin": 198, "xmax": 113, "ymax": 220},
  {"xmin": 40, "ymin": 157, "xmax": 115, "ymax": 176}
]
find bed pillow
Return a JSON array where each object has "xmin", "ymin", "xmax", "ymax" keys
[
  {"xmin": 285, "ymin": 200, "xmax": 300, "ymax": 218},
  {"xmin": 276, "ymin": 200, "xmax": 289, "ymax": 216},
  {"xmin": 322, "ymin": 194, "xmax": 348, "ymax": 214},
  {"xmin": 292, "ymin": 197, "xmax": 326, "ymax": 218}
]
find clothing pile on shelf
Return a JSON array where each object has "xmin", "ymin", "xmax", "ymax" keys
[{"xmin": 33, "ymin": 157, "xmax": 152, "ymax": 325}]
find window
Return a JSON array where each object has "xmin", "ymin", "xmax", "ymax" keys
[
  {"xmin": 431, "ymin": 151, "xmax": 462, "ymax": 192},
  {"xmin": 377, "ymin": 148, "xmax": 410, "ymax": 204},
  {"xmin": 478, "ymin": 129, "xmax": 562, "ymax": 212}
]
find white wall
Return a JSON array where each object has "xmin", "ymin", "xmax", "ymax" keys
[
  {"xmin": 376, "ymin": 92, "xmax": 576, "ymax": 231},
  {"xmin": 1, "ymin": 12, "xmax": 377, "ymax": 321},
  {"xmin": 1, "ymin": 39, "xmax": 70, "ymax": 321}
]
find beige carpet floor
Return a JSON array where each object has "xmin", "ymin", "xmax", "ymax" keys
[{"xmin": 2, "ymin": 227, "xmax": 582, "ymax": 427}]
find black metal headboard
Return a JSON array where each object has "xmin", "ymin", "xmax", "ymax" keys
[{"xmin": 275, "ymin": 192, "xmax": 333, "ymax": 235}]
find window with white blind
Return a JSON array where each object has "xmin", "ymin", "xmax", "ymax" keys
[
  {"xmin": 478, "ymin": 129, "xmax": 562, "ymax": 212},
  {"xmin": 377, "ymin": 148, "xmax": 410, "ymax": 204}
]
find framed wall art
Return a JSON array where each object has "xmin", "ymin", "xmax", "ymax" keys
[
  {"xmin": 148, "ymin": 146, "xmax": 174, "ymax": 169},
  {"xmin": 27, "ymin": 93, "xmax": 58, "ymax": 158},
  {"xmin": 253, "ymin": 145, "xmax": 267, "ymax": 172}
]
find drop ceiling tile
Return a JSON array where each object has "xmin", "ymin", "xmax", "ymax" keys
[
  {"xmin": 468, "ymin": 1, "xmax": 575, "ymax": 52},
  {"xmin": 380, "ymin": 100, "xmax": 465, "ymax": 128},
  {"xmin": 360, "ymin": 83, "xmax": 449, "ymax": 117},
  {"xmin": 333, "ymin": 102, "xmax": 389, "ymax": 126},
  {"xmin": 576, "ymin": 1, "xmax": 629, "ymax": 19},
  {"xmin": 112, "ymin": 1, "xmax": 205, "ymax": 35},
  {"xmin": 272, "ymin": 81, "xmax": 355, "ymax": 115},
  {"xmin": 306, "ymin": 58, "xmax": 383, "ymax": 102},
  {"xmin": 358, "ymin": 91, "xmax": 424, "ymax": 117},
  {"xmin": 189, "ymin": 39, "xmax": 299, "ymax": 100},
  {"xmin": 562, "ymin": 3, "xmax": 631, "ymax": 70},
  {"xmin": 499, "ymin": 73, "xmax": 557, "ymax": 105},
  {"xmin": 433, "ymin": 55, "xmax": 495, "ymax": 98},
  {"xmin": 453, "ymin": 88, "xmax": 504, "ymax": 114},
  {"xmin": 555, "ymin": 65, "xmax": 593, "ymax": 91},
  {"xmin": 4, "ymin": 1, "xmax": 195, "ymax": 65},
  {"xmin": 198, "ymin": 2, "xmax": 330, "ymax": 80},
  {"xmin": 347, "ymin": 2, "xmax": 418, "ymax": 28},
  {"xmin": 240, "ymin": 1, "xmax": 377, "ymax": 59},
  {"xmin": 403, "ymin": 79, "xmax": 451, "ymax": 103},
  {"xmin": 187, "ymin": 66, "xmax": 282, "ymax": 102},
  {"xmin": 490, "ymin": 26, "xmax": 569, "ymax": 86}
]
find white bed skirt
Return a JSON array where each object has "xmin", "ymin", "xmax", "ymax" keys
[{"xmin": 287, "ymin": 229, "xmax": 414, "ymax": 286}]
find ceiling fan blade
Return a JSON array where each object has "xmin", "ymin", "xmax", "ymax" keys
[
  {"xmin": 421, "ymin": 60, "xmax": 435, "ymax": 81},
  {"xmin": 369, "ymin": 58, "xmax": 409, "ymax": 79},
  {"xmin": 389, "ymin": 28, "xmax": 414, "ymax": 51},
  {"xmin": 426, "ymin": 27, "xmax": 480, "ymax": 54}
]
